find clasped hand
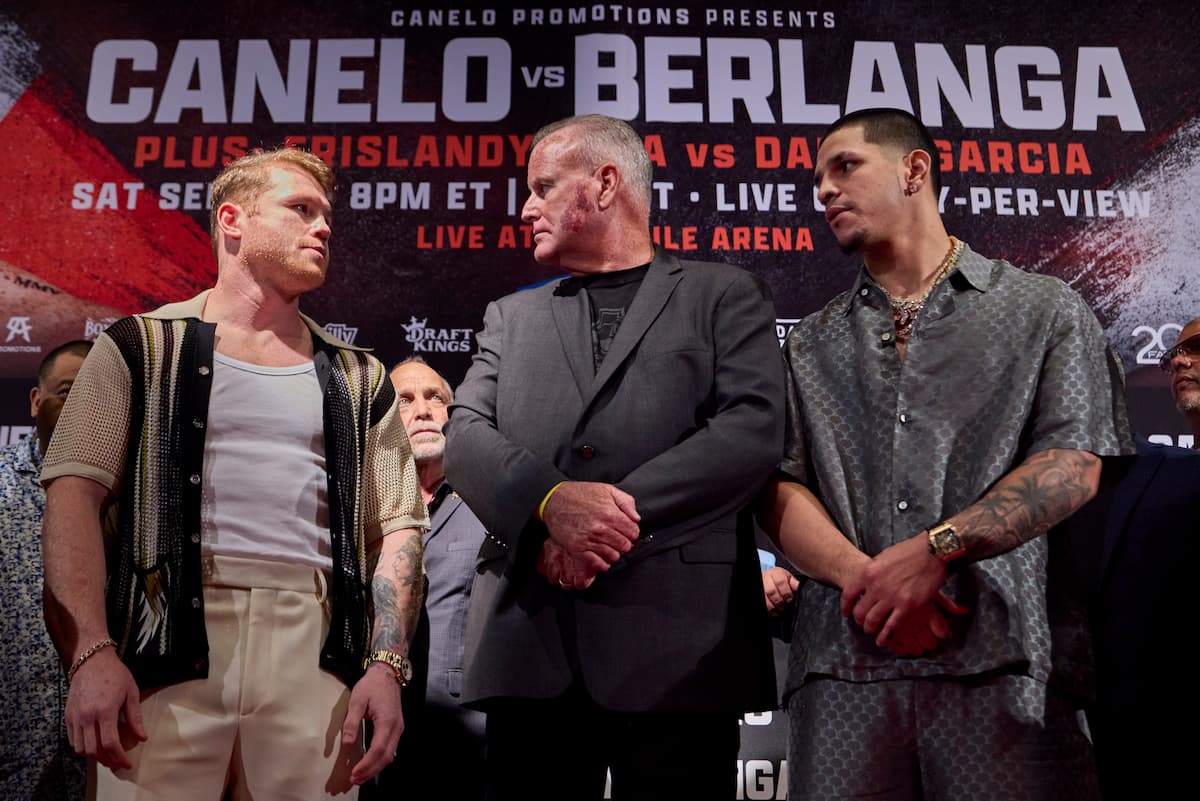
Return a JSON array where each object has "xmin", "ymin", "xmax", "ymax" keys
[
  {"xmin": 840, "ymin": 532, "xmax": 968, "ymax": 656},
  {"xmin": 537, "ymin": 481, "xmax": 639, "ymax": 590}
]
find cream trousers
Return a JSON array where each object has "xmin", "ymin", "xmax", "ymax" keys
[{"xmin": 92, "ymin": 554, "xmax": 362, "ymax": 801}]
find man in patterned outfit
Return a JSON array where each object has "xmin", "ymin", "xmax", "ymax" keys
[
  {"xmin": 760, "ymin": 108, "xmax": 1134, "ymax": 800},
  {"xmin": 40, "ymin": 147, "xmax": 428, "ymax": 800},
  {"xmin": 1, "ymin": 340, "xmax": 91, "ymax": 801}
]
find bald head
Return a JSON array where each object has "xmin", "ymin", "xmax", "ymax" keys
[{"xmin": 1168, "ymin": 317, "xmax": 1200, "ymax": 431}]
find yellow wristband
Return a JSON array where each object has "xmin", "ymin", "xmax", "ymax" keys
[{"xmin": 536, "ymin": 482, "xmax": 566, "ymax": 521}]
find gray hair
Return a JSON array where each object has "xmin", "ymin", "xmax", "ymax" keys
[{"xmin": 531, "ymin": 114, "xmax": 652, "ymax": 209}]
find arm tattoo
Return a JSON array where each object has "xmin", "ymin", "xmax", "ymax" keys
[
  {"xmin": 954, "ymin": 449, "xmax": 1099, "ymax": 560},
  {"xmin": 369, "ymin": 533, "xmax": 425, "ymax": 652},
  {"xmin": 369, "ymin": 575, "xmax": 404, "ymax": 651}
]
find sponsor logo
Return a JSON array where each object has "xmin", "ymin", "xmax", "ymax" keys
[
  {"xmin": 6, "ymin": 316, "xmax": 32, "ymax": 342},
  {"xmin": 1133, "ymin": 323, "xmax": 1183, "ymax": 365},
  {"xmin": 0, "ymin": 317, "xmax": 40, "ymax": 353},
  {"xmin": 84, "ymin": 317, "xmax": 118, "ymax": 340},
  {"xmin": 323, "ymin": 322, "xmax": 359, "ymax": 345},
  {"xmin": 401, "ymin": 316, "xmax": 473, "ymax": 353},
  {"xmin": 775, "ymin": 318, "xmax": 800, "ymax": 348}
]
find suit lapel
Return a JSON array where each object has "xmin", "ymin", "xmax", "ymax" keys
[
  {"xmin": 425, "ymin": 491, "xmax": 464, "ymax": 545},
  {"xmin": 585, "ymin": 251, "xmax": 683, "ymax": 406},
  {"xmin": 550, "ymin": 280, "xmax": 594, "ymax": 400}
]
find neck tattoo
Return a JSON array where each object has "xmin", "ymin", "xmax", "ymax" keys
[{"xmin": 883, "ymin": 236, "xmax": 964, "ymax": 345}]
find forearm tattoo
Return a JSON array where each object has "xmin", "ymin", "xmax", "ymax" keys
[
  {"xmin": 369, "ymin": 533, "xmax": 425, "ymax": 652},
  {"xmin": 955, "ymin": 449, "xmax": 1098, "ymax": 560}
]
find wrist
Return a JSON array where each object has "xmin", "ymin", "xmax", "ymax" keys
[
  {"xmin": 835, "ymin": 550, "xmax": 872, "ymax": 590},
  {"xmin": 67, "ymin": 637, "xmax": 118, "ymax": 683},
  {"xmin": 536, "ymin": 481, "xmax": 566, "ymax": 522},
  {"xmin": 363, "ymin": 649, "xmax": 413, "ymax": 687},
  {"xmin": 926, "ymin": 521, "xmax": 966, "ymax": 564}
]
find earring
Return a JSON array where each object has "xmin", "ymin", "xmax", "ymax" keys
[{"xmin": 906, "ymin": 183, "xmax": 918, "ymax": 195}]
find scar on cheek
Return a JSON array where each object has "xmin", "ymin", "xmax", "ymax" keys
[
  {"xmin": 560, "ymin": 187, "xmax": 592, "ymax": 232},
  {"xmin": 574, "ymin": 186, "xmax": 593, "ymax": 213}
]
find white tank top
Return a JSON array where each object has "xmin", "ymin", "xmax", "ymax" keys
[{"xmin": 200, "ymin": 352, "xmax": 331, "ymax": 571}]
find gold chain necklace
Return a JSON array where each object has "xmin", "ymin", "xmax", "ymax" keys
[{"xmin": 883, "ymin": 236, "xmax": 963, "ymax": 343}]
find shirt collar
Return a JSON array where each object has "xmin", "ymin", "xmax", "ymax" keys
[
  {"xmin": 840, "ymin": 239, "xmax": 991, "ymax": 316},
  {"xmin": 951, "ymin": 242, "xmax": 993, "ymax": 291},
  {"xmin": 13, "ymin": 434, "xmax": 41, "ymax": 475},
  {"xmin": 428, "ymin": 480, "xmax": 455, "ymax": 515},
  {"xmin": 141, "ymin": 289, "xmax": 371, "ymax": 352}
]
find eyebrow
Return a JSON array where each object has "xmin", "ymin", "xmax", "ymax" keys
[
  {"xmin": 284, "ymin": 189, "xmax": 332, "ymax": 212},
  {"xmin": 813, "ymin": 149, "xmax": 854, "ymax": 188}
]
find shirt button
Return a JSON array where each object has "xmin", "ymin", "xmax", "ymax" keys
[
  {"xmin": 578, "ymin": 445, "xmax": 595, "ymax": 459},
  {"xmin": 859, "ymin": 288, "xmax": 869, "ymax": 297},
  {"xmin": 881, "ymin": 332, "xmax": 892, "ymax": 342},
  {"xmin": 198, "ymin": 365, "xmax": 211, "ymax": 376},
  {"xmin": 898, "ymin": 413, "xmax": 909, "ymax": 424},
  {"xmin": 897, "ymin": 500, "xmax": 909, "ymax": 511},
  {"xmin": 192, "ymin": 418, "xmax": 205, "ymax": 429},
  {"xmin": 189, "ymin": 473, "xmax": 201, "ymax": 485}
]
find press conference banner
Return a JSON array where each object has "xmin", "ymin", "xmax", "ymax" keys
[
  {"xmin": 0, "ymin": 1, "xmax": 1195, "ymax": 796},
  {"xmin": 2, "ymin": 2, "xmax": 1195, "ymax": 447}
]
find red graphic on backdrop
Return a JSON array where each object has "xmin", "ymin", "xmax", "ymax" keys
[{"xmin": 0, "ymin": 73, "xmax": 213, "ymax": 314}]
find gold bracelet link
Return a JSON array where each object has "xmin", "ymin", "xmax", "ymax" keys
[{"xmin": 67, "ymin": 637, "xmax": 118, "ymax": 683}]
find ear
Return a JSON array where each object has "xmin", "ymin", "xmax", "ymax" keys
[
  {"xmin": 904, "ymin": 149, "xmax": 932, "ymax": 194},
  {"xmin": 29, "ymin": 386, "xmax": 40, "ymax": 418},
  {"xmin": 595, "ymin": 163, "xmax": 620, "ymax": 211},
  {"xmin": 216, "ymin": 201, "xmax": 244, "ymax": 242}
]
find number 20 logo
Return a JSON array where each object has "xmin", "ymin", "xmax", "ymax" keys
[{"xmin": 1133, "ymin": 323, "xmax": 1182, "ymax": 365}]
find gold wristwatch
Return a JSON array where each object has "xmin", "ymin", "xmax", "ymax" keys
[
  {"xmin": 927, "ymin": 521, "xmax": 966, "ymax": 563},
  {"xmin": 363, "ymin": 650, "xmax": 413, "ymax": 686}
]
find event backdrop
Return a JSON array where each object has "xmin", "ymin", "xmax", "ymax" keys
[{"xmin": 1, "ymin": 1, "xmax": 1196, "ymax": 795}]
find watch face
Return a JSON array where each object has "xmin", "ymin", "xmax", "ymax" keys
[
  {"xmin": 365, "ymin": 651, "xmax": 413, "ymax": 684},
  {"xmin": 931, "ymin": 525, "xmax": 963, "ymax": 558}
]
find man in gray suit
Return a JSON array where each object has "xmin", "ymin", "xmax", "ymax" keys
[
  {"xmin": 376, "ymin": 357, "xmax": 486, "ymax": 800},
  {"xmin": 443, "ymin": 114, "xmax": 784, "ymax": 800}
]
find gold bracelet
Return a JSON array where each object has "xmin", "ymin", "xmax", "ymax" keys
[{"xmin": 67, "ymin": 637, "xmax": 117, "ymax": 683}]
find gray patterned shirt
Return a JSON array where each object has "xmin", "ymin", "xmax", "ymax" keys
[{"xmin": 779, "ymin": 243, "xmax": 1133, "ymax": 700}]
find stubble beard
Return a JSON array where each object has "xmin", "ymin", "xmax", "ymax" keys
[
  {"xmin": 1176, "ymin": 389, "xmax": 1200, "ymax": 416},
  {"xmin": 411, "ymin": 438, "xmax": 446, "ymax": 464},
  {"xmin": 839, "ymin": 229, "xmax": 867, "ymax": 255},
  {"xmin": 247, "ymin": 243, "xmax": 327, "ymax": 295}
]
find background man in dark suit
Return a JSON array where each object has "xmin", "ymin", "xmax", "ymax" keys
[
  {"xmin": 1166, "ymin": 315, "xmax": 1200, "ymax": 442},
  {"xmin": 1074, "ymin": 316, "xmax": 1200, "ymax": 800},
  {"xmin": 442, "ymin": 114, "xmax": 784, "ymax": 801}
]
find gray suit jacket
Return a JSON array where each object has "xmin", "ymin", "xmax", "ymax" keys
[
  {"xmin": 423, "ymin": 486, "xmax": 486, "ymax": 736},
  {"xmin": 443, "ymin": 249, "xmax": 784, "ymax": 713}
]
